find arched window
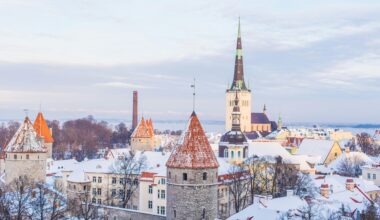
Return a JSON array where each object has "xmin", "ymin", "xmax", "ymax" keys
[
  {"xmin": 238, "ymin": 151, "xmax": 241, "ymax": 158},
  {"xmin": 224, "ymin": 149, "xmax": 228, "ymax": 158},
  {"xmin": 203, "ymin": 172, "xmax": 207, "ymax": 180},
  {"xmin": 231, "ymin": 151, "xmax": 234, "ymax": 158}
]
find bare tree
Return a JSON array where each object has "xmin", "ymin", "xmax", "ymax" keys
[
  {"xmin": 337, "ymin": 155, "xmax": 366, "ymax": 177},
  {"xmin": 294, "ymin": 173, "xmax": 318, "ymax": 198},
  {"xmin": 110, "ymin": 151, "xmax": 147, "ymax": 208},
  {"xmin": 227, "ymin": 165, "xmax": 249, "ymax": 213},
  {"xmin": 68, "ymin": 188, "xmax": 100, "ymax": 220},
  {"xmin": 245, "ymin": 156, "xmax": 264, "ymax": 204}
]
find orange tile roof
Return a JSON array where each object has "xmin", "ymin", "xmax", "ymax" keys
[
  {"xmin": 166, "ymin": 112, "xmax": 219, "ymax": 169},
  {"xmin": 131, "ymin": 117, "xmax": 153, "ymax": 138},
  {"xmin": 33, "ymin": 112, "xmax": 54, "ymax": 143}
]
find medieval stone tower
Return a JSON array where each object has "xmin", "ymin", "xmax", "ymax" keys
[
  {"xmin": 226, "ymin": 18, "xmax": 252, "ymax": 132},
  {"xmin": 166, "ymin": 112, "xmax": 219, "ymax": 220},
  {"xmin": 5, "ymin": 117, "xmax": 47, "ymax": 184}
]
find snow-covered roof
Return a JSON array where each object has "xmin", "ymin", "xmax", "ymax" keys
[
  {"xmin": 5, "ymin": 117, "xmax": 46, "ymax": 153},
  {"xmin": 166, "ymin": 112, "xmax": 219, "ymax": 169},
  {"xmin": 227, "ymin": 195, "xmax": 307, "ymax": 220},
  {"xmin": 325, "ymin": 151, "xmax": 374, "ymax": 173},
  {"xmin": 67, "ymin": 168, "xmax": 90, "ymax": 183},
  {"xmin": 297, "ymin": 139, "xmax": 339, "ymax": 164},
  {"xmin": 47, "ymin": 159, "xmax": 78, "ymax": 175},
  {"xmin": 312, "ymin": 174, "xmax": 379, "ymax": 211},
  {"xmin": 248, "ymin": 141, "xmax": 291, "ymax": 159}
]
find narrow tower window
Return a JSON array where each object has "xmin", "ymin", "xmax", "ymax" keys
[
  {"xmin": 203, "ymin": 172, "xmax": 207, "ymax": 180},
  {"xmin": 202, "ymin": 208, "xmax": 206, "ymax": 219},
  {"xmin": 183, "ymin": 173, "xmax": 187, "ymax": 181}
]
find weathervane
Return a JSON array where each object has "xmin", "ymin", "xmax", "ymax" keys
[
  {"xmin": 23, "ymin": 109, "xmax": 29, "ymax": 118},
  {"xmin": 191, "ymin": 77, "xmax": 196, "ymax": 112}
]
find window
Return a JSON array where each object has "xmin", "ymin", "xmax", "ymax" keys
[
  {"xmin": 92, "ymin": 198, "xmax": 96, "ymax": 203},
  {"xmin": 112, "ymin": 177, "xmax": 116, "ymax": 184},
  {"xmin": 161, "ymin": 178, "xmax": 166, "ymax": 185},
  {"xmin": 224, "ymin": 149, "xmax": 228, "ymax": 158},
  {"xmin": 97, "ymin": 188, "xmax": 102, "ymax": 195},
  {"xmin": 83, "ymin": 185, "xmax": 87, "ymax": 191},
  {"xmin": 111, "ymin": 189, "xmax": 116, "ymax": 197},
  {"xmin": 98, "ymin": 177, "xmax": 102, "ymax": 183},
  {"xmin": 157, "ymin": 206, "xmax": 160, "ymax": 214},
  {"xmin": 174, "ymin": 210, "xmax": 176, "ymax": 218},
  {"xmin": 119, "ymin": 189, "xmax": 125, "ymax": 198},
  {"xmin": 120, "ymin": 178, "xmax": 124, "ymax": 185},
  {"xmin": 148, "ymin": 186, "xmax": 153, "ymax": 194},
  {"xmin": 148, "ymin": 200, "xmax": 153, "ymax": 209},
  {"xmin": 161, "ymin": 190, "xmax": 166, "ymax": 199},
  {"xmin": 202, "ymin": 208, "xmax": 206, "ymax": 218},
  {"xmin": 368, "ymin": 173, "xmax": 371, "ymax": 179},
  {"xmin": 14, "ymin": 154, "xmax": 17, "ymax": 160},
  {"xmin": 26, "ymin": 154, "xmax": 29, "ymax": 159},
  {"xmin": 97, "ymin": 199, "xmax": 102, "ymax": 204},
  {"xmin": 92, "ymin": 188, "xmax": 96, "ymax": 195},
  {"xmin": 183, "ymin": 173, "xmax": 187, "ymax": 181},
  {"xmin": 93, "ymin": 177, "xmax": 96, "ymax": 183},
  {"xmin": 160, "ymin": 206, "xmax": 165, "ymax": 215},
  {"xmin": 158, "ymin": 190, "xmax": 161, "ymax": 198},
  {"xmin": 374, "ymin": 174, "xmax": 377, "ymax": 180},
  {"xmin": 73, "ymin": 185, "xmax": 76, "ymax": 190},
  {"xmin": 203, "ymin": 172, "xmax": 207, "ymax": 181},
  {"xmin": 238, "ymin": 151, "xmax": 241, "ymax": 158},
  {"xmin": 169, "ymin": 172, "xmax": 171, "ymax": 178},
  {"xmin": 231, "ymin": 151, "xmax": 234, "ymax": 158}
]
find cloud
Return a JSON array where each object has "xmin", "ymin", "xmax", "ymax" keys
[{"xmin": 94, "ymin": 82, "xmax": 153, "ymax": 89}]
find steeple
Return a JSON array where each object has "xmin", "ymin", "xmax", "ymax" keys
[
  {"xmin": 278, "ymin": 113, "xmax": 283, "ymax": 130},
  {"xmin": 263, "ymin": 104, "xmax": 267, "ymax": 114},
  {"xmin": 231, "ymin": 92, "xmax": 241, "ymax": 131},
  {"xmin": 230, "ymin": 17, "xmax": 248, "ymax": 91}
]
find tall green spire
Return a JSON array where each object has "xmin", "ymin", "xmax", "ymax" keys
[{"xmin": 230, "ymin": 17, "xmax": 248, "ymax": 91}]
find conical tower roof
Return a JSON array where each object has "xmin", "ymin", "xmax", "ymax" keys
[
  {"xmin": 33, "ymin": 112, "xmax": 54, "ymax": 143},
  {"xmin": 131, "ymin": 117, "xmax": 152, "ymax": 138},
  {"xmin": 166, "ymin": 112, "xmax": 219, "ymax": 169},
  {"xmin": 5, "ymin": 117, "xmax": 46, "ymax": 153},
  {"xmin": 230, "ymin": 18, "xmax": 248, "ymax": 91}
]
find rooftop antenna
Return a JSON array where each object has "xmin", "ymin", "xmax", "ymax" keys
[
  {"xmin": 23, "ymin": 109, "xmax": 29, "ymax": 118},
  {"xmin": 191, "ymin": 77, "xmax": 196, "ymax": 112}
]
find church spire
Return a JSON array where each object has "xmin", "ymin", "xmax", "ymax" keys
[
  {"xmin": 231, "ymin": 17, "xmax": 248, "ymax": 91},
  {"xmin": 231, "ymin": 92, "xmax": 241, "ymax": 131}
]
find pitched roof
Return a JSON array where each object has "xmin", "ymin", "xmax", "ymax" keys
[
  {"xmin": 33, "ymin": 112, "xmax": 54, "ymax": 143},
  {"xmin": 131, "ymin": 117, "xmax": 153, "ymax": 138},
  {"xmin": 166, "ymin": 112, "xmax": 219, "ymax": 169},
  {"xmin": 251, "ymin": 113, "xmax": 270, "ymax": 124},
  {"xmin": 297, "ymin": 139, "xmax": 340, "ymax": 163},
  {"xmin": 5, "ymin": 117, "xmax": 46, "ymax": 153}
]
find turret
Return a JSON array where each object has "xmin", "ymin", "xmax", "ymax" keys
[{"xmin": 167, "ymin": 112, "xmax": 219, "ymax": 220}]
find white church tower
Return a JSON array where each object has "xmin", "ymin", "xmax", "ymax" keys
[{"xmin": 226, "ymin": 18, "xmax": 252, "ymax": 132}]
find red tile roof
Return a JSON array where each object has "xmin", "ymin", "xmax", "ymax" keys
[
  {"xmin": 33, "ymin": 112, "xmax": 54, "ymax": 143},
  {"xmin": 166, "ymin": 112, "xmax": 219, "ymax": 169},
  {"xmin": 131, "ymin": 117, "xmax": 153, "ymax": 138}
]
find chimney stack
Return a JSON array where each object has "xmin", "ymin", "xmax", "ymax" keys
[
  {"xmin": 320, "ymin": 184, "xmax": 329, "ymax": 198},
  {"xmin": 346, "ymin": 179, "xmax": 355, "ymax": 191},
  {"xmin": 132, "ymin": 91, "xmax": 138, "ymax": 130}
]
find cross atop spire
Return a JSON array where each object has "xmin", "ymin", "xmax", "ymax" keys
[{"xmin": 230, "ymin": 17, "xmax": 248, "ymax": 91}]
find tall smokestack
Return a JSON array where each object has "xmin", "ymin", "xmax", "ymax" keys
[{"xmin": 132, "ymin": 91, "xmax": 138, "ymax": 130}]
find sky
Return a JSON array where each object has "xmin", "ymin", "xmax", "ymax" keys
[{"xmin": 0, "ymin": 0, "xmax": 380, "ymax": 124}]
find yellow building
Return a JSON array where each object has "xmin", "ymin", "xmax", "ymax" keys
[{"xmin": 297, "ymin": 139, "xmax": 343, "ymax": 165}]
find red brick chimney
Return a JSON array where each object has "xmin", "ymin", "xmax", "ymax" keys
[
  {"xmin": 132, "ymin": 91, "xmax": 138, "ymax": 130},
  {"xmin": 346, "ymin": 178, "xmax": 355, "ymax": 191}
]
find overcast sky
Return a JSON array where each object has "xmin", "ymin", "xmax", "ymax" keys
[{"xmin": 0, "ymin": 0, "xmax": 380, "ymax": 124}]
